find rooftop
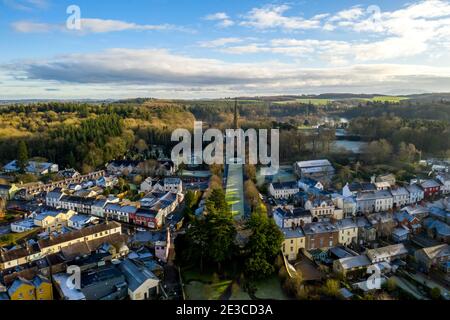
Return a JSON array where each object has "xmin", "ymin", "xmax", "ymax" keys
[
  {"xmin": 337, "ymin": 255, "xmax": 371, "ymax": 270},
  {"xmin": 367, "ymin": 244, "xmax": 408, "ymax": 261},
  {"xmin": 302, "ymin": 221, "xmax": 338, "ymax": 235},
  {"xmin": 53, "ymin": 273, "xmax": 86, "ymax": 300},
  {"xmin": 421, "ymin": 179, "xmax": 442, "ymax": 189},
  {"xmin": 118, "ymin": 259, "xmax": 159, "ymax": 292},
  {"xmin": 281, "ymin": 227, "xmax": 305, "ymax": 239},
  {"xmin": 271, "ymin": 181, "xmax": 298, "ymax": 190},
  {"xmin": 295, "ymin": 159, "xmax": 332, "ymax": 168},
  {"xmin": 419, "ymin": 244, "xmax": 449, "ymax": 260},
  {"xmin": 38, "ymin": 221, "xmax": 121, "ymax": 249}
]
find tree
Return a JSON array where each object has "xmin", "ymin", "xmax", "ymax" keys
[
  {"xmin": 210, "ymin": 164, "xmax": 224, "ymax": 178},
  {"xmin": 397, "ymin": 142, "xmax": 419, "ymax": 163},
  {"xmin": 283, "ymin": 272, "xmax": 303, "ymax": 297},
  {"xmin": 133, "ymin": 175, "xmax": 143, "ymax": 185},
  {"xmin": 244, "ymin": 180, "xmax": 260, "ymax": 211},
  {"xmin": 321, "ymin": 279, "xmax": 342, "ymax": 299},
  {"xmin": 244, "ymin": 164, "xmax": 257, "ymax": 182},
  {"xmin": 243, "ymin": 212, "xmax": 284, "ymax": 281},
  {"xmin": 430, "ymin": 287, "xmax": 441, "ymax": 300},
  {"xmin": 135, "ymin": 139, "xmax": 149, "ymax": 153},
  {"xmin": 205, "ymin": 210, "xmax": 236, "ymax": 271},
  {"xmin": 17, "ymin": 141, "xmax": 29, "ymax": 173},
  {"xmin": 206, "ymin": 188, "xmax": 228, "ymax": 214},
  {"xmin": 362, "ymin": 139, "xmax": 393, "ymax": 164},
  {"xmin": 0, "ymin": 198, "xmax": 6, "ymax": 217},
  {"xmin": 385, "ymin": 278, "xmax": 397, "ymax": 292},
  {"xmin": 182, "ymin": 187, "xmax": 236, "ymax": 271}
]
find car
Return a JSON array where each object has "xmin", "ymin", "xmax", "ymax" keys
[{"xmin": 136, "ymin": 227, "xmax": 147, "ymax": 232}]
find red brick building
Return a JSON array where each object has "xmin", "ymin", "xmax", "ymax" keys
[{"xmin": 420, "ymin": 180, "xmax": 441, "ymax": 198}]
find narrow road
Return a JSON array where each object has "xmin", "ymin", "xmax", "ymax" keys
[{"xmin": 225, "ymin": 160, "xmax": 245, "ymax": 220}]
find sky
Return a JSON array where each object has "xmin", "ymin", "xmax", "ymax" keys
[{"xmin": 1, "ymin": 0, "xmax": 450, "ymax": 99}]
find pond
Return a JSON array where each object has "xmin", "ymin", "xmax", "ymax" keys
[{"xmin": 333, "ymin": 140, "xmax": 368, "ymax": 153}]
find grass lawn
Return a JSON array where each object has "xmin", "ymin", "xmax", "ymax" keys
[
  {"xmin": 185, "ymin": 280, "xmax": 233, "ymax": 300},
  {"xmin": 253, "ymin": 274, "xmax": 290, "ymax": 300},
  {"xmin": 182, "ymin": 267, "xmax": 214, "ymax": 283},
  {"xmin": 0, "ymin": 229, "xmax": 38, "ymax": 247},
  {"xmin": 181, "ymin": 266, "xmax": 289, "ymax": 300}
]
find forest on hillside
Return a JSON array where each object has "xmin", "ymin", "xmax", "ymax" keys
[{"xmin": 0, "ymin": 97, "xmax": 449, "ymax": 179}]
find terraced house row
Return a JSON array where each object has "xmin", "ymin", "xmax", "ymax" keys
[{"xmin": 0, "ymin": 222, "xmax": 122, "ymax": 271}]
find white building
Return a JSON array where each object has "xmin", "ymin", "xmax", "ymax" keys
[
  {"xmin": 68, "ymin": 214, "xmax": 98, "ymax": 230},
  {"xmin": 335, "ymin": 218, "xmax": 358, "ymax": 246},
  {"xmin": 45, "ymin": 188, "xmax": 64, "ymax": 208},
  {"xmin": 405, "ymin": 184, "xmax": 425, "ymax": 204},
  {"xmin": 342, "ymin": 182, "xmax": 376, "ymax": 198},
  {"xmin": 356, "ymin": 190, "xmax": 393, "ymax": 213},
  {"xmin": 304, "ymin": 198, "xmax": 336, "ymax": 220},
  {"xmin": 437, "ymin": 173, "xmax": 450, "ymax": 195},
  {"xmin": 273, "ymin": 207, "xmax": 312, "ymax": 229},
  {"xmin": 140, "ymin": 177, "xmax": 183, "ymax": 194},
  {"xmin": 390, "ymin": 187, "xmax": 410, "ymax": 208},
  {"xmin": 119, "ymin": 259, "xmax": 160, "ymax": 300},
  {"xmin": 269, "ymin": 181, "xmax": 299, "ymax": 199},
  {"xmin": 332, "ymin": 194, "xmax": 357, "ymax": 217},
  {"xmin": 10, "ymin": 219, "xmax": 35, "ymax": 233},
  {"xmin": 3, "ymin": 160, "xmax": 59, "ymax": 175},
  {"xmin": 366, "ymin": 244, "xmax": 408, "ymax": 263},
  {"xmin": 294, "ymin": 159, "xmax": 335, "ymax": 182}
]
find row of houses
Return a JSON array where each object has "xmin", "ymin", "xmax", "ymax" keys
[
  {"xmin": 106, "ymin": 159, "xmax": 176, "ymax": 176},
  {"xmin": 0, "ymin": 221, "xmax": 123, "ymax": 271},
  {"xmin": 45, "ymin": 183, "xmax": 184, "ymax": 230},
  {"xmin": 10, "ymin": 209, "xmax": 98, "ymax": 233},
  {"xmin": 333, "ymin": 243, "xmax": 409, "ymax": 276},
  {"xmin": 334, "ymin": 243, "xmax": 449, "ymax": 276},
  {"xmin": 0, "ymin": 274, "xmax": 53, "ymax": 300},
  {"xmin": 269, "ymin": 175, "xmax": 445, "ymax": 219},
  {"xmin": 279, "ymin": 206, "xmax": 449, "ymax": 262}
]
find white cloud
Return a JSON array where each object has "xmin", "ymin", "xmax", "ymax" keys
[
  {"xmin": 205, "ymin": 12, "xmax": 229, "ymax": 20},
  {"xmin": 198, "ymin": 37, "xmax": 244, "ymax": 48},
  {"xmin": 204, "ymin": 12, "xmax": 234, "ymax": 27},
  {"xmin": 213, "ymin": 1, "xmax": 450, "ymax": 64},
  {"xmin": 12, "ymin": 20, "xmax": 57, "ymax": 33},
  {"xmin": 11, "ymin": 18, "xmax": 194, "ymax": 34},
  {"xmin": 328, "ymin": 6, "xmax": 365, "ymax": 22},
  {"xmin": 5, "ymin": 48, "xmax": 450, "ymax": 98},
  {"xmin": 79, "ymin": 19, "xmax": 186, "ymax": 33},
  {"xmin": 241, "ymin": 4, "xmax": 323, "ymax": 30},
  {"xmin": 3, "ymin": 0, "xmax": 48, "ymax": 11}
]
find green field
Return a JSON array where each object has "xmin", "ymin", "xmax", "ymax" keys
[
  {"xmin": 369, "ymin": 96, "xmax": 409, "ymax": 102},
  {"xmin": 272, "ymin": 96, "xmax": 408, "ymax": 105},
  {"xmin": 273, "ymin": 98, "xmax": 331, "ymax": 105}
]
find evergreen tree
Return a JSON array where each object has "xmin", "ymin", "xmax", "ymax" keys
[
  {"xmin": 17, "ymin": 141, "xmax": 29, "ymax": 173},
  {"xmin": 243, "ymin": 212, "xmax": 283, "ymax": 281}
]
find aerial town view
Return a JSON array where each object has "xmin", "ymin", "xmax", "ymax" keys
[{"xmin": 0, "ymin": 0, "xmax": 449, "ymax": 314}]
